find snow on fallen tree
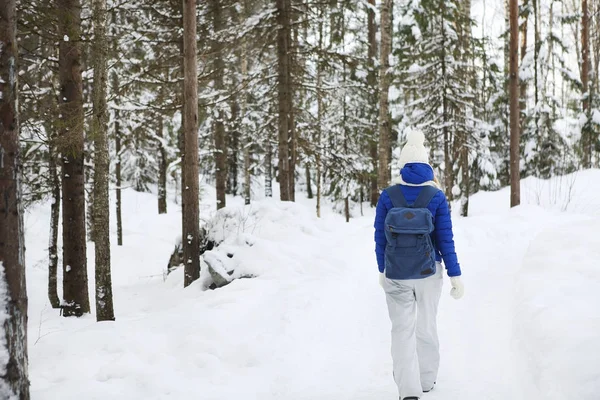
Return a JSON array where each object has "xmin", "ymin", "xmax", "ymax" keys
[{"xmin": 166, "ymin": 199, "xmax": 325, "ymax": 289}]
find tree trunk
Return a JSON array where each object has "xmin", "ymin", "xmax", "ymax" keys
[
  {"xmin": 157, "ymin": 111, "xmax": 167, "ymax": 214},
  {"xmin": 115, "ymin": 108, "xmax": 123, "ymax": 246},
  {"xmin": 265, "ymin": 133, "xmax": 273, "ymax": 198},
  {"xmin": 305, "ymin": 164, "xmax": 313, "ymax": 199},
  {"xmin": 240, "ymin": 29, "xmax": 251, "ymax": 205},
  {"xmin": 212, "ymin": 0, "xmax": 227, "ymax": 210},
  {"xmin": 316, "ymin": 9, "xmax": 323, "ymax": 218},
  {"xmin": 377, "ymin": 0, "xmax": 392, "ymax": 190},
  {"xmin": 582, "ymin": 0, "xmax": 591, "ymax": 167},
  {"xmin": 228, "ymin": 101, "xmax": 239, "ymax": 197},
  {"xmin": 367, "ymin": 0, "xmax": 378, "ymax": 206},
  {"xmin": 182, "ymin": 0, "xmax": 200, "ymax": 287},
  {"xmin": 344, "ymin": 197, "xmax": 350, "ymax": 223},
  {"xmin": 549, "ymin": 0, "xmax": 556, "ymax": 119},
  {"xmin": 441, "ymin": 0, "xmax": 454, "ymax": 202},
  {"xmin": 275, "ymin": 0, "xmax": 292, "ymax": 201},
  {"xmin": 460, "ymin": 144, "xmax": 470, "ymax": 216},
  {"xmin": 48, "ymin": 137, "xmax": 61, "ymax": 309},
  {"xmin": 533, "ymin": 0, "xmax": 540, "ymax": 142},
  {"xmin": 110, "ymin": 66, "xmax": 123, "ymax": 246},
  {"xmin": 592, "ymin": 1, "xmax": 600, "ymax": 163},
  {"xmin": 509, "ymin": 0, "xmax": 521, "ymax": 207},
  {"xmin": 58, "ymin": 0, "xmax": 90, "ymax": 317},
  {"xmin": 0, "ymin": 3, "xmax": 30, "ymax": 395},
  {"xmin": 519, "ymin": 0, "xmax": 529, "ymax": 133},
  {"xmin": 459, "ymin": 0, "xmax": 472, "ymax": 217},
  {"xmin": 92, "ymin": 0, "xmax": 115, "ymax": 322}
]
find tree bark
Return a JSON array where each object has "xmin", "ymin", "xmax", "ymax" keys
[
  {"xmin": 240, "ymin": 27, "xmax": 251, "ymax": 205},
  {"xmin": 441, "ymin": 0, "xmax": 454, "ymax": 202},
  {"xmin": 228, "ymin": 101, "xmax": 239, "ymax": 197},
  {"xmin": 533, "ymin": 0, "xmax": 540, "ymax": 139},
  {"xmin": 316, "ymin": 9, "xmax": 323, "ymax": 218},
  {"xmin": 275, "ymin": 0, "xmax": 293, "ymax": 201},
  {"xmin": 265, "ymin": 132, "xmax": 273, "ymax": 198},
  {"xmin": 509, "ymin": 0, "xmax": 521, "ymax": 207},
  {"xmin": 182, "ymin": 0, "xmax": 200, "ymax": 287},
  {"xmin": 367, "ymin": 0, "xmax": 378, "ymax": 206},
  {"xmin": 48, "ymin": 136, "xmax": 61, "ymax": 309},
  {"xmin": 582, "ymin": 0, "xmax": 591, "ymax": 167},
  {"xmin": 157, "ymin": 111, "xmax": 167, "ymax": 214},
  {"xmin": 114, "ymin": 107, "xmax": 123, "ymax": 246},
  {"xmin": 519, "ymin": 0, "xmax": 529, "ymax": 133},
  {"xmin": 58, "ymin": 0, "xmax": 90, "ymax": 317},
  {"xmin": 110, "ymin": 54, "xmax": 123, "ymax": 245},
  {"xmin": 212, "ymin": 0, "xmax": 227, "ymax": 209},
  {"xmin": 459, "ymin": 0, "xmax": 472, "ymax": 217},
  {"xmin": 377, "ymin": 0, "xmax": 392, "ymax": 190},
  {"xmin": 0, "ymin": 1, "xmax": 30, "ymax": 395},
  {"xmin": 92, "ymin": 0, "xmax": 115, "ymax": 322}
]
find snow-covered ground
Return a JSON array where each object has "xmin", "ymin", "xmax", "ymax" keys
[{"xmin": 25, "ymin": 170, "xmax": 600, "ymax": 399}]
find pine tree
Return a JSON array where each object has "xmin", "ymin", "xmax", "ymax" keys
[
  {"xmin": 275, "ymin": 0, "xmax": 295, "ymax": 201},
  {"xmin": 92, "ymin": 0, "xmax": 115, "ymax": 321},
  {"xmin": 377, "ymin": 0, "xmax": 392, "ymax": 190},
  {"xmin": 182, "ymin": 0, "xmax": 201, "ymax": 287},
  {"xmin": 0, "ymin": 0, "xmax": 31, "ymax": 394},
  {"xmin": 396, "ymin": 0, "xmax": 483, "ymax": 206},
  {"xmin": 58, "ymin": 0, "xmax": 90, "ymax": 317},
  {"xmin": 509, "ymin": 0, "xmax": 521, "ymax": 207}
]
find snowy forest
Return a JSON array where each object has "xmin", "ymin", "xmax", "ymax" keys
[{"xmin": 1, "ymin": 0, "xmax": 600, "ymax": 398}]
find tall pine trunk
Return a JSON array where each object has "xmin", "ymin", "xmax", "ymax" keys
[
  {"xmin": 58, "ymin": 0, "xmax": 90, "ymax": 317},
  {"xmin": 92, "ymin": 0, "xmax": 114, "ymax": 322},
  {"xmin": 228, "ymin": 101, "xmax": 239, "ymax": 197},
  {"xmin": 0, "ymin": 1, "xmax": 30, "ymax": 395},
  {"xmin": 377, "ymin": 0, "xmax": 392, "ymax": 190},
  {"xmin": 441, "ymin": 0, "xmax": 454, "ymax": 201},
  {"xmin": 241, "ymin": 29, "xmax": 251, "ymax": 205},
  {"xmin": 367, "ymin": 0, "xmax": 378, "ymax": 206},
  {"xmin": 228, "ymin": 4, "xmax": 240, "ymax": 199},
  {"xmin": 315, "ymin": 8, "xmax": 324, "ymax": 218},
  {"xmin": 459, "ymin": 0, "xmax": 472, "ymax": 217},
  {"xmin": 182, "ymin": 0, "xmax": 200, "ymax": 287},
  {"xmin": 157, "ymin": 80, "xmax": 167, "ymax": 214},
  {"xmin": 157, "ymin": 111, "xmax": 168, "ymax": 214},
  {"xmin": 533, "ymin": 0, "xmax": 540, "ymax": 142},
  {"xmin": 265, "ymin": 131, "xmax": 273, "ymax": 198},
  {"xmin": 110, "ymin": 12, "xmax": 123, "ymax": 245},
  {"xmin": 48, "ymin": 129, "xmax": 61, "ymax": 309},
  {"xmin": 212, "ymin": 0, "xmax": 227, "ymax": 209},
  {"xmin": 114, "ymin": 107, "xmax": 123, "ymax": 246},
  {"xmin": 275, "ymin": 0, "xmax": 293, "ymax": 201},
  {"xmin": 509, "ymin": 0, "xmax": 521, "ymax": 207},
  {"xmin": 582, "ymin": 0, "xmax": 591, "ymax": 167},
  {"xmin": 519, "ymin": 0, "xmax": 529, "ymax": 135}
]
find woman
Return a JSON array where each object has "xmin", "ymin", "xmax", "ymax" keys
[{"xmin": 374, "ymin": 130, "xmax": 464, "ymax": 400}]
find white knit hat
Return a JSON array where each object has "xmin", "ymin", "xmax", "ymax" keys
[{"xmin": 398, "ymin": 129, "xmax": 430, "ymax": 168}]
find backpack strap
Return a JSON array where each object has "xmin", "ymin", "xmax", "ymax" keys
[
  {"xmin": 412, "ymin": 185, "xmax": 440, "ymax": 209},
  {"xmin": 385, "ymin": 185, "xmax": 408, "ymax": 208}
]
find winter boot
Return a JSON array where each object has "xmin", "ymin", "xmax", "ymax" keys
[{"xmin": 423, "ymin": 382, "xmax": 436, "ymax": 393}]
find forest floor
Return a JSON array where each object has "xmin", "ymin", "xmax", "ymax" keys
[{"xmin": 25, "ymin": 170, "xmax": 600, "ymax": 399}]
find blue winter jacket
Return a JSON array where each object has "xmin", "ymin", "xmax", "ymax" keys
[{"xmin": 374, "ymin": 163, "xmax": 461, "ymax": 277}]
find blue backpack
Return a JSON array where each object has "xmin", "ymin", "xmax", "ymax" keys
[{"xmin": 384, "ymin": 185, "xmax": 439, "ymax": 280}]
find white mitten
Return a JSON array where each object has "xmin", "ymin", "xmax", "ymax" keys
[
  {"xmin": 379, "ymin": 272, "xmax": 386, "ymax": 288},
  {"xmin": 450, "ymin": 276, "xmax": 464, "ymax": 299}
]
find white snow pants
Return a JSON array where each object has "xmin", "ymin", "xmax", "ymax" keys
[{"xmin": 382, "ymin": 264, "xmax": 443, "ymax": 399}]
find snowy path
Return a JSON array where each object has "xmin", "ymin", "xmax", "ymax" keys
[
  {"xmin": 304, "ymin": 212, "xmax": 533, "ymax": 400},
  {"xmin": 26, "ymin": 181, "xmax": 600, "ymax": 399}
]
